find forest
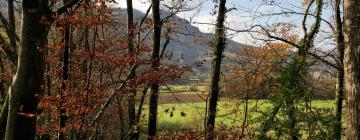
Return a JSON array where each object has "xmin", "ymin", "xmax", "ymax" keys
[{"xmin": 0, "ymin": 0, "xmax": 360, "ymax": 139}]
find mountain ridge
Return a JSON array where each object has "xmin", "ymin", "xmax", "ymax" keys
[{"xmin": 112, "ymin": 8, "xmax": 247, "ymax": 76}]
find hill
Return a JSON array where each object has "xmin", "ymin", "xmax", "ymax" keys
[{"xmin": 112, "ymin": 8, "xmax": 248, "ymax": 77}]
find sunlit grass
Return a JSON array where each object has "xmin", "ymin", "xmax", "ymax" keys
[
  {"xmin": 159, "ymin": 85, "xmax": 189, "ymax": 92},
  {"xmin": 140, "ymin": 100, "xmax": 335, "ymax": 132},
  {"xmin": 159, "ymin": 84, "xmax": 209, "ymax": 95}
]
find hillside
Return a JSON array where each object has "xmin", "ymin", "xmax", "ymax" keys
[{"xmin": 112, "ymin": 8, "xmax": 247, "ymax": 76}]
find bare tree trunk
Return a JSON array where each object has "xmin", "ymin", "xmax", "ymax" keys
[
  {"xmin": 132, "ymin": 85, "xmax": 149, "ymax": 140},
  {"xmin": 117, "ymin": 96, "xmax": 126, "ymax": 140},
  {"xmin": 205, "ymin": 0, "xmax": 227, "ymax": 139},
  {"xmin": 0, "ymin": 58, "xmax": 7, "ymax": 102},
  {"xmin": 343, "ymin": 0, "xmax": 360, "ymax": 139},
  {"xmin": 131, "ymin": 5, "xmax": 151, "ymax": 140},
  {"xmin": 334, "ymin": 0, "xmax": 345, "ymax": 139},
  {"xmin": 7, "ymin": 0, "xmax": 16, "ymax": 49},
  {"xmin": 58, "ymin": 9, "xmax": 71, "ymax": 140},
  {"xmin": 126, "ymin": 0, "xmax": 137, "ymax": 139},
  {"xmin": 0, "ymin": 96, "xmax": 8, "ymax": 139},
  {"xmin": 0, "ymin": 57, "xmax": 9, "ymax": 139},
  {"xmin": 335, "ymin": 70, "xmax": 344, "ymax": 139},
  {"xmin": 5, "ymin": 0, "xmax": 50, "ymax": 139},
  {"xmin": 241, "ymin": 90, "xmax": 249, "ymax": 138},
  {"xmin": 147, "ymin": 0, "xmax": 161, "ymax": 139}
]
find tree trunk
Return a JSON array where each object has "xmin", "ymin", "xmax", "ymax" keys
[
  {"xmin": 343, "ymin": 0, "xmax": 360, "ymax": 139},
  {"xmin": 241, "ymin": 89, "xmax": 249, "ymax": 138},
  {"xmin": 148, "ymin": 0, "xmax": 161, "ymax": 139},
  {"xmin": 0, "ymin": 96, "xmax": 8, "ymax": 139},
  {"xmin": 205, "ymin": 0, "xmax": 227, "ymax": 139},
  {"xmin": 0, "ymin": 57, "xmax": 9, "ymax": 139},
  {"xmin": 5, "ymin": 0, "xmax": 50, "ymax": 139},
  {"xmin": 0, "ymin": 58, "xmax": 7, "ymax": 102},
  {"xmin": 133, "ymin": 85, "xmax": 149, "ymax": 140},
  {"xmin": 132, "ymin": 5, "xmax": 152, "ymax": 140},
  {"xmin": 286, "ymin": 100, "xmax": 298, "ymax": 140},
  {"xmin": 58, "ymin": 10, "xmax": 71, "ymax": 140},
  {"xmin": 7, "ymin": 0, "xmax": 17, "ymax": 49},
  {"xmin": 126, "ymin": 0, "xmax": 137, "ymax": 139},
  {"xmin": 335, "ymin": 70, "xmax": 344, "ymax": 139},
  {"xmin": 258, "ymin": 102, "xmax": 283, "ymax": 139},
  {"xmin": 334, "ymin": 0, "xmax": 345, "ymax": 139}
]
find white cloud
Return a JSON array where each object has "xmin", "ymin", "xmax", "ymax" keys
[
  {"xmin": 113, "ymin": 0, "xmax": 335, "ymax": 49},
  {"xmin": 116, "ymin": 0, "xmax": 151, "ymax": 11}
]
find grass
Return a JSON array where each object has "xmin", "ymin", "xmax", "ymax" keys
[
  {"xmin": 159, "ymin": 84, "xmax": 208, "ymax": 94},
  {"xmin": 140, "ymin": 100, "xmax": 336, "ymax": 132},
  {"xmin": 159, "ymin": 85, "xmax": 189, "ymax": 92},
  {"xmin": 143, "ymin": 84, "xmax": 338, "ymax": 138}
]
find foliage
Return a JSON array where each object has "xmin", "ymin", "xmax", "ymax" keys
[
  {"xmin": 35, "ymin": 1, "xmax": 189, "ymax": 139},
  {"xmin": 0, "ymin": 0, "xmax": 349, "ymax": 139},
  {"xmin": 222, "ymin": 42, "xmax": 291, "ymax": 99}
]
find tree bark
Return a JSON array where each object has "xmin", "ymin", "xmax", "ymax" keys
[
  {"xmin": 343, "ymin": 0, "xmax": 360, "ymax": 139},
  {"xmin": 132, "ymin": 85, "xmax": 149, "ymax": 140},
  {"xmin": 0, "ymin": 57, "xmax": 7, "ymax": 102},
  {"xmin": 126, "ymin": 0, "xmax": 137, "ymax": 139},
  {"xmin": 0, "ymin": 96, "xmax": 8, "ymax": 139},
  {"xmin": 205, "ymin": 0, "xmax": 227, "ymax": 139},
  {"xmin": 334, "ymin": 0, "xmax": 345, "ymax": 139},
  {"xmin": 147, "ymin": 0, "xmax": 161, "ymax": 139},
  {"xmin": 7, "ymin": 0, "xmax": 17, "ymax": 49},
  {"xmin": 5, "ymin": 0, "xmax": 50, "ymax": 139},
  {"xmin": 58, "ymin": 8, "xmax": 71, "ymax": 140}
]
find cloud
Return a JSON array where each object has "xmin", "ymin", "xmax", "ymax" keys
[
  {"xmin": 115, "ymin": 0, "xmax": 151, "ymax": 11},
  {"xmin": 113, "ymin": 0, "xmax": 334, "ymax": 48}
]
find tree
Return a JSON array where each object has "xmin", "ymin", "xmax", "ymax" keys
[
  {"xmin": 223, "ymin": 43, "xmax": 291, "ymax": 137},
  {"xmin": 0, "ymin": 2, "xmax": 18, "ymax": 64},
  {"xmin": 5, "ymin": 0, "xmax": 51, "ymax": 139},
  {"xmin": 147, "ymin": 0, "xmax": 161, "ymax": 139},
  {"xmin": 343, "ymin": 0, "xmax": 360, "ymax": 139},
  {"xmin": 333, "ymin": 0, "xmax": 345, "ymax": 139},
  {"xmin": 205, "ymin": 0, "xmax": 227, "ymax": 139},
  {"xmin": 7, "ymin": 0, "xmax": 16, "ymax": 50},
  {"xmin": 3, "ymin": 0, "xmax": 79, "ymax": 139},
  {"xmin": 257, "ymin": 0, "xmax": 323, "ymax": 139},
  {"xmin": 58, "ymin": 0, "xmax": 72, "ymax": 139},
  {"xmin": 126, "ymin": 0, "xmax": 137, "ymax": 139},
  {"xmin": 0, "ymin": 1, "xmax": 18, "ymax": 138}
]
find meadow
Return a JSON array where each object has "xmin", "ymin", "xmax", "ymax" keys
[{"xmin": 140, "ymin": 85, "xmax": 337, "ymax": 135}]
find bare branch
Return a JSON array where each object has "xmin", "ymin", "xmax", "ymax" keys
[{"xmin": 55, "ymin": 0, "xmax": 83, "ymax": 15}]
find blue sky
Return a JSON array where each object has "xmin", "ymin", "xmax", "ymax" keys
[{"xmin": 115, "ymin": 0, "xmax": 335, "ymax": 49}]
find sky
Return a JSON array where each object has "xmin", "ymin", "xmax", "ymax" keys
[{"xmin": 114, "ymin": 0, "xmax": 335, "ymax": 49}]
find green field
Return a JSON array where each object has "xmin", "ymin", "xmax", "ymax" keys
[
  {"xmin": 159, "ymin": 85, "xmax": 208, "ymax": 93},
  {"xmin": 140, "ymin": 100, "xmax": 336, "ymax": 132},
  {"xmin": 140, "ymin": 84, "xmax": 339, "ymax": 138}
]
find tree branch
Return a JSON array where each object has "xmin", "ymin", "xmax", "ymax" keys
[
  {"xmin": 256, "ymin": 24, "xmax": 338, "ymax": 70},
  {"xmin": 306, "ymin": 0, "xmax": 323, "ymax": 43},
  {"xmin": 302, "ymin": 0, "xmax": 316, "ymax": 38},
  {"xmin": 55, "ymin": 0, "xmax": 83, "ymax": 15}
]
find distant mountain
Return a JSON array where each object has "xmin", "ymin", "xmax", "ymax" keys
[{"xmin": 112, "ymin": 8, "xmax": 247, "ymax": 76}]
